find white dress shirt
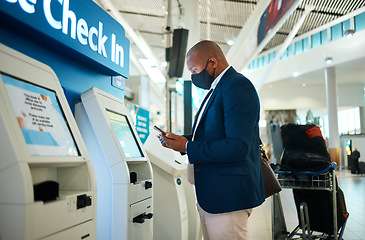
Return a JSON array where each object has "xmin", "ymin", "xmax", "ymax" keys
[
  {"xmin": 192, "ymin": 65, "xmax": 231, "ymax": 140},
  {"xmin": 186, "ymin": 65, "xmax": 231, "ymax": 184}
]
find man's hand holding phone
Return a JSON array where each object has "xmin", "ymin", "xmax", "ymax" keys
[
  {"xmin": 154, "ymin": 125, "xmax": 188, "ymax": 153},
  {"xmin": 153, "ymin": 125, "xmax": 168, "ymax": 136}
]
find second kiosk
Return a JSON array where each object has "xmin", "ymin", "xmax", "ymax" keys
[{"xmin": 75, "ymin": 87, "xmax": 153, "ymax": 240}]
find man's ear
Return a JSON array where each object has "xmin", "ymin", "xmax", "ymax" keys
[{"xmin": 209, "ymin": 57, "xmax": 218, "ymax": 68}]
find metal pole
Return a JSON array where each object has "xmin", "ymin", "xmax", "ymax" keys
[
  {"xmin": 165, "ymin": 0, "xmax": 172, "ymax": 131},
  {"xmin": 333, "ymin": 170, "xmax": 338, "ymax": 240}
]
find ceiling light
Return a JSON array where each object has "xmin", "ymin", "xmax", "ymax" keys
[
  {"xmin": 139, "ymin": 58, "xmax": 166, "ymax": 83},
  {"xmin": 344, "ymin": 29, "xmax": 355, "ymax": 38},
  {"xmin": 225, "ymin": 38, "xmax": 236, "ymax": 46},
  {"xmin": 293, "ymin": 71, "xmax": 300, "ymax": 77},
  {"xmin": 325, "ymin": 57, "xmax": 333, "ymax": 64},
  {"xmin": 226, "ymin": 40, "xmax": 234, "ymax": 46},
  {"xmin": 302, "ymin": 83, "xmax": 306, "ymax": 87}
]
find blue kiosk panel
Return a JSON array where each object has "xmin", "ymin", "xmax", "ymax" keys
[{"xmin": 0, "ymin": 0, "xmax": 130, "ymax": 110}]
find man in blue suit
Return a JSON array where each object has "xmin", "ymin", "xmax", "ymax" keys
[{"xmin": 160, "ymin": 40, "xmax": 265, "ymax": 239}]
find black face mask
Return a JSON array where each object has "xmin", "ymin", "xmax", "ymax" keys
[{"xmin": 191, "ymin": 60, "xmax": 216, "ymax": 90}]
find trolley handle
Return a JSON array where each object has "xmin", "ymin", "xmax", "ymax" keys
[{"xmin": 274, "ymin": 162, "xmax": 337, "ymax": 175}]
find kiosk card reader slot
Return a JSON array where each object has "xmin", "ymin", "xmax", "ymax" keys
[
  {"xmin": 0, "ymin": 43, "xmax": 96, "ymax": 240},
  {"xmin": 75, "ymin": 87, "xmax": 153, "ymax": 240}
]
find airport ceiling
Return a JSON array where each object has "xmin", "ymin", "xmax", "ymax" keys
[{"xmin": 94, "ymin": 0, "xmax": 365, "ymax": 72}]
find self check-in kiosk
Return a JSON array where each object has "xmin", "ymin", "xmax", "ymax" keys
[
  {"xmin": 144, "ymin": 132, "xmax": 188, "ymax": 240},
  {"xmin": 75, "ymin": 87, "xmax": 153, "ymax": 240},
  {"xmin": 0, "ymin": 44, "xmax": 96, "ymax": 239},
  {"xmin": 144, "ymin": 132, "xmax": 202, "ymax": 240}
]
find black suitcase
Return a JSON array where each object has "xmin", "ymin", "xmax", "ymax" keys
[
  {"xmin": 281, "ymin": 148, "xmax": 331, "ymax": 171},
  {"xmin": 293, "ymin": 187, "xmax": 348, "ymax": 235},
  {"xmin": 280, "ymin": 124, "xmax": 331, "ymax": 171},
  {"xmin": 281, "ymin": 124, "xmax": 329, "ymax": 158},
  {"xmin": 359, "ymin": 162, "xmax": 365, "ymax": 174}
]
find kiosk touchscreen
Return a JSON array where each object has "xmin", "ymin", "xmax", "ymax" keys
[
  {"xmin": 75, "ymin": 87, "xmax": 153, "ymax": 240},
  {"xmin": 144, "ymin": 132, "xmax": 202, "ymax": 240},
  {"xmin": 0, "ymin": 44, "xmax": 96, "ymax": 240}
]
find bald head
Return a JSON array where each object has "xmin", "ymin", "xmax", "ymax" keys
[
  {"xmin": 186, "ymin": 40, "xmax": 229, "ymax": 78},
  {"xmin": 187, "ymin": 40, "xmax": 228, "ymax": 64}
]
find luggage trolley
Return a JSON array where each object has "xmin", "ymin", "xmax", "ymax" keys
[{"xmin": 272, "ymin": 162, "xmax": 348, "ymax": 240}]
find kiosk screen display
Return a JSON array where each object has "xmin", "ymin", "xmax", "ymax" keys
[
  {"xmin": 106, "ymin": 110, "xmax": 143, "ymax": 158},
  {"xmin": 2, "ymin": 74, "xmax": 79, "ymax": 156}
]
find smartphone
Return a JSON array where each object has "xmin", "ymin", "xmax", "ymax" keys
[{"xmin": 153, "ymin": 125, "xmax": 166, "ymax": 135}]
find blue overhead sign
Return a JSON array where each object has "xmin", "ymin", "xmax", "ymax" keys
[{"xmin": 0, "ymin": 0, "xmax": 130, "ymax": 78}]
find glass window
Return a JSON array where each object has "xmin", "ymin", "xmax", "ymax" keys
[
  {"xmin": 355, "ymin": 12, "xmax": 365, "ymax": 31},
  {"xmin": 248, "ymin": 60, "xmax": 255, "ymax": 70},
  {"xmin": 311, "ymin": 32, "xmax": 321, "ymax": 48},
  {"xmin": 331, "ymin": 23, "xmax": 343, "ymax": 40},
  {"xmin": 280, "ymin": 46, "xmax": 292, "ymax": 60},
  {"xmin": 280, "ymin": 51, "xmax": 287, "ymax": 60},
  {"xmin": 269, "ymin": 52, "xmax": 276, "ymax": 63},
  {"xmin": 262, "ymin": 56, "xmax": 267, "ymax": 66},
  {"xmin": 321, "ymin": 30, "xmax": 328, "ymax": 44},
  {"xmin": 319, "ymin": 116, "xmax": 327, "ymax": 139},
  {"xmin": 348, "ymin": 108, "xmax": 355, "ymax": 134},
  {"xmin": 257, "ymin": 57, "xmax": 262, "ymax": 68},
  {"xmin": 340, "ymin": 109, "xmax": 348, "ymax": 134},
  {"xmin": 337, "ymin": 107, "xmax": 360, "ymax": 135},
  {"xmin": 287, "ymin": 45, "xmax": 293, "ymax": 57},
  {"xmin": 259, "ymin": 56, "xmax": 264, "ymax": 67},
  {"xmin": 319, "ymin": 107, "xmax": 361, "ymax": 137},
  {"xmin": 303, "ymin": 38, "xmax": 309, "ymax": 52},
  {"xmin": 252, "ymin": 59, "xmax": 257, "ymax": 69},
  {"xmin": 322, "ymin": 115, "xmax": 329, "ymax": 139},
  {"xmin": 343, "ymin": 19, "xmax": 351, "ymax": 31},
  {"xmin": 354, "ymin": 107, "xmax": 360, "ymax": 134},
  {"xmin": 294, "ymin": 40, "xmax": 303, "ymax": 54}
]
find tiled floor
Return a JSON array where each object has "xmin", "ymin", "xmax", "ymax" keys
[{"xmin": 247, "ymin": 170, "xmax": 365, "ymax": 240}]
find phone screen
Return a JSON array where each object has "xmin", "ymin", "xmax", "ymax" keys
[{"xmin": 153, "ymin": 125, "xmax": 166, "ymax": 135}]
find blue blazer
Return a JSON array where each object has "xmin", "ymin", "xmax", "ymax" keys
[{"xmin": 185, "ymin": 67, "xmax": 265, "ymax": 214}]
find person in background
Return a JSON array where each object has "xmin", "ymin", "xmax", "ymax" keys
[
  {"xmin": 158, "ymin": 40, "xmax": 265, "ymax": 240},
  {"xmin": 351, "ymin": 147, "xmax": 360, "ymax": 175}
]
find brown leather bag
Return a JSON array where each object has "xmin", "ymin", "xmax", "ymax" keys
[{"xmin": 260, "ymin": 144, "xmax": 282, "ymax": 198}]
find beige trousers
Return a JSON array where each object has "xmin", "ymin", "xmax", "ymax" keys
[{"xmin": 197, "ymin": 204, "xmax": 253, "ymax": 240}]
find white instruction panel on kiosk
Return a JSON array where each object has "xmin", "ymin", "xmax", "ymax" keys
[
  {"xmin": 75, "ymin": 87, "xmax": 153, "ymax": 240},
  {"xmin": 0, "ymin": 43, "xmax": 96, "ymax": 240},
  {"xmin": 2, "ymin": 74, "xmax": 78, "ymax": 156}
]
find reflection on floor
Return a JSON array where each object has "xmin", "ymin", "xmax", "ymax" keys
[{"xmin": 248, "ymin": 170, "xmax": 365, "ymax": 240}]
